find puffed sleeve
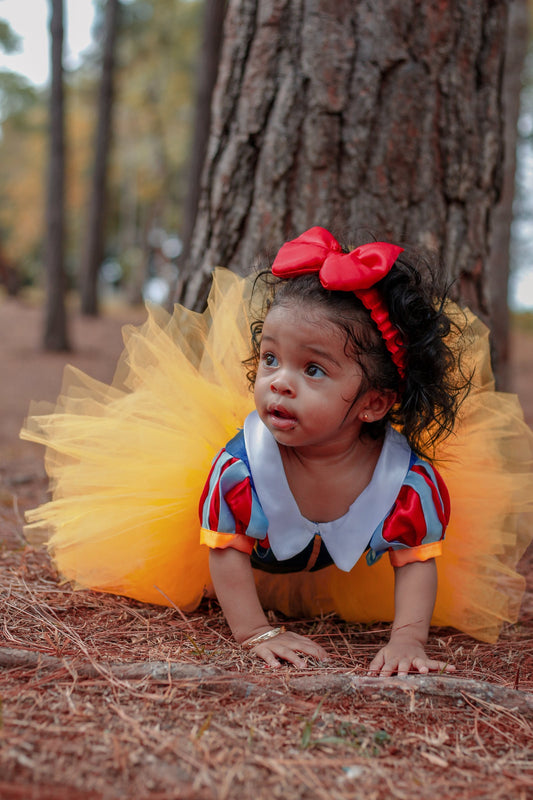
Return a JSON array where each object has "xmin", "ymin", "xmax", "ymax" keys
[
  {"xmin": 199, "ymin": 447, "xmax": 269, "ymax": 554},
  {"xmin": 367, "ymin": 457, "xmax": 450, "ymax": 567}
]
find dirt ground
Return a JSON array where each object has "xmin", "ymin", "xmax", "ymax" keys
[{"xmin": 0, "ymin": 293, "xmax": 532, "ymax": 800}]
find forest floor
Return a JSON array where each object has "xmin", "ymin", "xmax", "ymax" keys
[{"xmin": 0, "ymin": 293, "xmax": 532, "ymax": 800}]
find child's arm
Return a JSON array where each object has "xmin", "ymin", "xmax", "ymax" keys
[
  {"xmin": 209, "ymin": 547, "xmax": 328, "ymax": 668},
  {"xmin": 368, "ymin": 559, "xmax": 455, "ymax": 677}
]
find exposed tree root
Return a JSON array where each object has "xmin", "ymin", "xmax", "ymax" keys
[{"xmin": 1, "ymin": 646, "xmax": 531, "ymax": 715}]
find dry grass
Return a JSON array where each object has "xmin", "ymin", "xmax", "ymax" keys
[{"xmin": 1, "ymin": 465, "xmax": 532, "ymax": 799}]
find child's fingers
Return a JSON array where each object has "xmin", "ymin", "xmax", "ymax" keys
[
  {"xmin": 370, "ymin": 655, "xmax": 456, "ymax": 677},
  {"xmin": 251, "ymin": 643, "xmax": 304, "ymax": 668},
  {"xmin": 371, "ymin": 656, "xmax": 419, "ymax": 677},
  {"xmin": 393, "ymin": 657, "xmax": 415, "ymax": 677},
  {"xmin": 367, "ymin": 651, "xmax": 385, "ymax": 676},
  {"xmin": 250, "ymin": 632, "xmax": 329, "ymax": 668},
  {"xmin": 416, "ymin": 658, "xmax": 455, "ymax": 674},
  {"xmin": 260, "ymin": 645, "xmax": 306, "ymax": 668},
  {"xmin": 253, "ymin": 645, "xmax": 284, "ymax": 669},
  {"xmin": 286, "ymin": 632, "xmax": 329, "ymax": 659}
]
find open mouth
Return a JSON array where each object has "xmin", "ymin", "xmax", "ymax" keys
[
  {"xmin": 270, "ymin": 406, "xmax": 292, "ymax": 419},
  {"xmin": 268, "ymin": 406, "xmax": 297, "ymax": 430}
]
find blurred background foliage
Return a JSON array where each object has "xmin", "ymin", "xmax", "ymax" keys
[{"xmin": 0, "ymin": 0, "xmax": 202, "ymax": 298}]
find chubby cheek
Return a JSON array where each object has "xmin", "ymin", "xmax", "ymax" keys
[
  {"xmin": 309, "ymin": 392, "xmax": 353, "ymax": 424},
  {"xmin": 253, "ymin": 374, "xmax": 267, "ymax": 408}
]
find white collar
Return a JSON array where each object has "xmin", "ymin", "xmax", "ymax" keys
[{"xmin": 243, "ymin": 411, "xmax": 411, "ymax": 572}]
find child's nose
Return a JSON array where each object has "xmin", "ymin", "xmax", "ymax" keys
[{"xmin": 270, "ymin": 374, "xmax": 294, "ymax": 395}]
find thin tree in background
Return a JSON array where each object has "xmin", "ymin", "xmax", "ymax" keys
[
  {"xmin": 80, "ymin": 0, "xmax": 120, "ymax": 316},
  {"xmin": 177, "ymin": 0, "xmax": 226, "ymax": 277},
  {"xmin": 487, "ymin": 0, "xmax": 529, "ymax": 387},
  {"xmin": 44, "ymin": 0, "xmax": 69, "ymax": 351}
]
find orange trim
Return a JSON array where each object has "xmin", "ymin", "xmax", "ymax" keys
[
  {"xmin": 388, "ymin": 541, "xmax": 443, "ymax": 568},
  {"xmin": 200, "ymin": 528, "xmax": 255, "ymax": 555},
  {"xmin": 303, "ymin": 534, "xmax": 322, "ymax": 572}
]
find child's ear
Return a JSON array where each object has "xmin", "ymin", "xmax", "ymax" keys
[{"xmin": 359, "ymin": 390, "xmax": 397, "ymax": 423}]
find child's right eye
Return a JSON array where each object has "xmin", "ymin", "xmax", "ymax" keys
[{"xmin": 263, "ymin": 353, "xmax": 278, "ymax": 367}]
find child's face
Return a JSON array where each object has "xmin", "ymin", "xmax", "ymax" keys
[{"xmin": 254, "ymin": 300, "xmax": 373, "ymax": 452}]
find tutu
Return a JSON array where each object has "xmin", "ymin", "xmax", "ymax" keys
[
  {"xmin": 21, "ymin": 270, "xmax": 255, "ymax": 610},
  {"xmin": 20, "ymin": 270, "xmax": 533, "ymax": 642}
]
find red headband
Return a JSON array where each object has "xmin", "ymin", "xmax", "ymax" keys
[{"xmin": 271, "ymin": 226, "xmax": 407, "ymax": 381}]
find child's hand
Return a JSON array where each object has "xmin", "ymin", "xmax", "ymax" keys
[
  {"xmin": 368, "ymin": 637, "xmax": 455, "ymax": 678},
  {"xmin": 244, "ymin": 629, "xmax": 329, "ymax": 669}
]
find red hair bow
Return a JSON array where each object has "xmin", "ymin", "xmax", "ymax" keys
[{"xmin": 271, "ymin": 227, "xmax": 407, "ymax": 381}]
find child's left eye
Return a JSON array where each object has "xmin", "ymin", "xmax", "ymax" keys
[{"xmin": 306, "ymin": 364, "xmax": 325, "ymax": 378}]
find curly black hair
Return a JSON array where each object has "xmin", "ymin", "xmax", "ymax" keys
[{"xmin": 244, "ymin": 248, "xmax": 471, "ymax": 459}]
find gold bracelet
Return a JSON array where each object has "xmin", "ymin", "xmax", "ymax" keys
[{"xmin": 241, "ymin": 626, "xmax": 286, "ymax": 649}]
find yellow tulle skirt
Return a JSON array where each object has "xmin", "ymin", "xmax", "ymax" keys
[{"xmin": 20, "ymin": 270, "xmax": 533, "ymax": 643}]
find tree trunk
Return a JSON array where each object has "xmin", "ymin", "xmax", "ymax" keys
[
  {"xmin": 178, "ymin": 0, "xmax": 509, "ymax": 318},
  {"xmin": 486, "ymin": 0, "xmax": 528, "ymax": 389},
  {"xmin": 79, "ymin": 0, "xmax": 120, "ymax": 316},
  {"xmin": 177, "ymin": 0, "xmax": 227, "ymax": 278},
  {"xmin": 43, "ymin": 0, "xmax": 70, "ymax": 351}
]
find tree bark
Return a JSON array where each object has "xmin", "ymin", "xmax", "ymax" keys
[
  {"xmin": 43, "ymin": 0, "xmax": 70, "ymax": 351},
  {"xmin": 79, "ymin": 0, "xmax": 120, "ymax": 316},
  {"xmin": 178, "ymin": 0, "xmax": 509, "ymax": 318}
]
